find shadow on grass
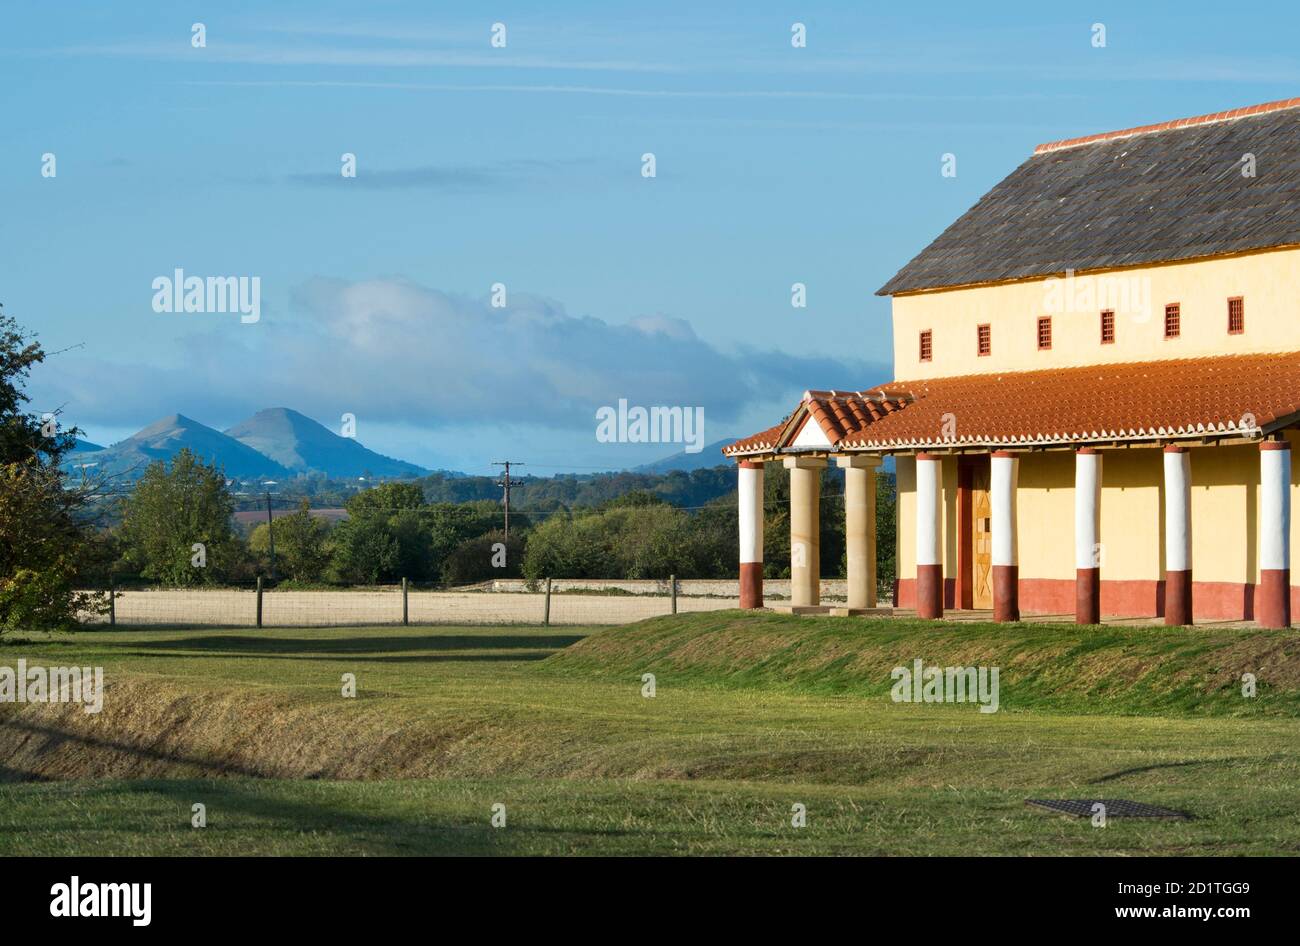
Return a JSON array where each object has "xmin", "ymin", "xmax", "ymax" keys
[
  {"xmin": 102, "ymin": 633, "xmax": 587, "ymax": 657},
  {"xmin": 0, "ymin": 719, "xmax": 273, "ymax": 782},
  {"xmin": 7, "ymin": 778, "xmax": 503, "ymax": 856},
  {"xmin": 110, "ymin": 650, "xmax": 559, "ymax": 664},
  {"xmin": 1088, "ymin": 757, "xmax": 1261, "ymax": 784}
]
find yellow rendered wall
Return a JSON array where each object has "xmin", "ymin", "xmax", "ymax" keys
[
  {"xmin": 1191, "ymin": 444, "xmax": 1251, "ymax": 585},
  {"xmin": 891, "ymin": 246, "xmax": 1300, "ymax": 379},
  {"xmin": 1012, "ymin": 451, "xmax": 1076, "ymax": 581},
  {"xmin": 895, "ymin": 456, "xmax": 915, "ymax": 583},
  {"xmin": 891, "ymin": 443, "xmax": 1300, "ymax": 587},
  {"xmin": 1098, "ymin": 450, "xmax": 1165, "ymax": 582}
]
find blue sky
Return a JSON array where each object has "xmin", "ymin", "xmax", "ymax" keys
[{"xmin": 6, "ymin": 1, "xmax": 1299, "ymax": 473}]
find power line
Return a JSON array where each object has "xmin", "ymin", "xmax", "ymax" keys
[{"xmin": 491, "ymin": 460, "xmax": 525, "ymax": 539}]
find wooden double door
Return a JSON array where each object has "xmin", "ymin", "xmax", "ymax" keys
[{"xmin": 958, "ymin": 456, "xmax": 994, "ymax": 610}]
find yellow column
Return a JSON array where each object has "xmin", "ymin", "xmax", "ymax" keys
[
  {"xmin": 784, "ymin": 456, "xmax": 826, "ymax": 607},
  {"xmin": 837, "ymin": 455, "xmax": 880, "ymax": 611}
]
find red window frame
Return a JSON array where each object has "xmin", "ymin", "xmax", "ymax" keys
[
  {"xmin": 1228, "ymin": 297, "xmax": 1244, "ymax": 335},
  {"xmin": 1164, "ymin": 303, "xmax": 1180, "ymax": 338},
  {"xmin": 976, "ymin": 323, "xmax": 991, "ymax": 356},
  {"xmin": 919, "ymin": 329, "xmax": 933, "ymax": 362},
  {"xmin": 1037, "ymin": 316, "xmax": 1052, "ymax": 351},
  {"xmin": 1100, "ymin": 309, "xmax": 1115, "ymax": 344}
]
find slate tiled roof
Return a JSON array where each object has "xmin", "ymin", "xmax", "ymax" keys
[
  {"xmin": 724, "ymin": 352, "xmax": 1300, "ymax": 457},
  {"xmin": 878, "ymin": 97, "xmax": 1300, "ymax": 296}
]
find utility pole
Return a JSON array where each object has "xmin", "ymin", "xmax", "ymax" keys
[
  {"xmin": 265, "ymin": 491, "xmax": 277, "ymax": 581},
  {"xmin": 491, "ymin": 461, "xmax": 524, "ymax": 539}
]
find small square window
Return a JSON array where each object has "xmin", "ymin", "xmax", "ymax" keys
[
  {"xmin": 919, "ymin": 329, "xmax": 932, "ymax": 362},
  {"xmin": 1164, "ymin": 303, "xmax": 1180, "ymax": 338},
  {"xmin": 1100, "ymin": 309, "xmax": 1115, "ymax": 344},
  {"xmin": 977, "ymin": 323, "xmax": 991, "ymax": 356},
  {"xmin": 1037, "ymin": 316, "xmax": 1052, "ymax": 350},
  {"xmin": 1228, "ymin": 297, "xmax": 1244, "ymax": 334}
]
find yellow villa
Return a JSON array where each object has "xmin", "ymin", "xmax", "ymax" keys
[{"xmin": 726, "ymin": 97, "xmax": 1300, "ymax": 628}]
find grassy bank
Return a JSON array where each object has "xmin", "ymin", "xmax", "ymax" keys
[
  {"xmin": 545, "ymin": 611, "xmax": 1300, "ymax": 717},
  {"xmin": 2, "ymin": 614, "xmax": 1299, "ymax": 854}
]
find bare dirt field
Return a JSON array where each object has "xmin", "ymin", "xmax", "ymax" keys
[{"xmin": 84, "ymin": 589, "xmax": 741, "ymax": 627}]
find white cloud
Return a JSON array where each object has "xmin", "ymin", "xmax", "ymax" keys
[{"xmin": 33, "ymin": 278, "xmax": 884, "ymax": 446}]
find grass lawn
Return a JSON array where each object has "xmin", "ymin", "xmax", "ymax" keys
[{"xmin": 2, "ymin": 613, "xmax": 1299, "ymax": 855}]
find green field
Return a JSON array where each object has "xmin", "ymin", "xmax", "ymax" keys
[{"xmin": 2, "ymin": 613, "xmax": 1299, "ymax": 855}]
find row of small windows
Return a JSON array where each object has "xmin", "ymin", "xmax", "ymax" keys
[{"xmin": 917, "ymin": 298, "xmax": 1246, "ymax": 362}]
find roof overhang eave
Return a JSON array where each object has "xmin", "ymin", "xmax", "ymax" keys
[{"xmin": 842, "ymin": 427, "xmax": 1272, "ymax": 453}]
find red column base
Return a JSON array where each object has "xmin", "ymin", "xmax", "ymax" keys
[
  {"xmin": 917, "ymin": 564, "xmax": 944, "ymax": 619},
  {"xmin": 1258, "ymin": 568, "xmax": 1291, "ymax": 628},
  {"xmin": 1075, "ymin": 567, "xmax": 1100, "ymax": 624},
  {"xmin": 739, "ymin": 562, "xmax": 764, "ymax": 610},
  {"xmin": 992, "ymin": 564, "xmax": 1019, "ymax": 622},
  {"xmin": 1165, "ymin": 570, "xmax": 1192, "ymax": 626}
]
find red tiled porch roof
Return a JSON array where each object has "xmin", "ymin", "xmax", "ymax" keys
[
  {"xmin": 722, "ymin": 388, "xmax": 913, "ymax": 457},
  {"xmin": 723, "ymin": 353, "xmax": 1300, "ymax": 458}
]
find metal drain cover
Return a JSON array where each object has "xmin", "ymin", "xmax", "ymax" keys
[{"xmin": 1026, "ymin": 799, "xmax": 1190, "ymax": 820}]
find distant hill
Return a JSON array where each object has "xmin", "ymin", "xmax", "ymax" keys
[
  {"xmin": 69, "ymin": 438, "xmax": 104, "ymax": 453},
  {"xmin": 73, "ymin": 414, "xmax": 291, "ymax": 480},
  {"xmin": 224, "ymin": 408, "xmax": 427, "ymax": 478},
  {"xmin": 633, "ymin": 439, "xmax": 734, "ymax": 474}
]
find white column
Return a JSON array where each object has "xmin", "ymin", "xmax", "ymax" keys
[
  {"xmin": 1258, "ymin": 441, "xmax": 1291, "ymax": 628},
  {"xmin": 1261, "ymin": 446, "xmax": 1290, "ymax": 572},
  {"xmin": 915, "ymin": 453, "xmax": 943, "ymax": 618},
  {"xmin": 990, "ymin": 452, "xmax": 1019, "ymax": 621},
  {"xmin": 1074, "ymin": 449, "xmax": 1102, "ymax": 624},
  {"xmin": 738, "ymin": 462, "xmax": 765, "ymax": 609},
  {"xmin": 1163, "ymin": 446, "xmax": 1192, "ymax": 625}
]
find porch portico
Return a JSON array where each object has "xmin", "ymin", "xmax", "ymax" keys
[{"xmin": 725, "ymin": 356, "xmax": 1300, "ymax": 628}]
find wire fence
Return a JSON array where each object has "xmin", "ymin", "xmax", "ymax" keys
[{"xmin": 80, "ymin": 578, "xmax": 744, "ymax": 628}]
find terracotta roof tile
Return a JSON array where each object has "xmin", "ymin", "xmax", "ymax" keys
[
  {"xmin": 723, "ymin": 389, "xmax": 913, "ymax": 457},
  {"xmin": 722, "ymin": 417, "xmax": 789, "ymax": 457},
  {"xmin": 724, "ymin": 353, "xmax": 1300, "ymax": 458}
]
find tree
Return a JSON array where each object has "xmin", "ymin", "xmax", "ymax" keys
[
  {"xmin": 443, "ymin": 529, "xmax": 524, "ymax": 584},
  {"xmin": 521, "ymin": 503, "xmax": 718, "ymax": 581},
  {"xmin": 0, "ymin": 311, "xmax": 103, "ymax": 633},
  {"xmin": 329, "ymin": 514, "xmax": 401, "ymax": 584},
  {"xmin": 0, "ymin": 462, "xmax": 103, "ymax": 632},
  {"xmin": 600, "ymin": 489, "xmax": 668, "ymax": 510},
  {"xmin": 520, "ymin": 511, "xmax": 609, "ymax": 581},
  {"xmin": 330, "ymin": 483, "xmax": 428, "ymax": 583},
  {"xmin": 0, "ymin": 311, "xmax": 76, "ymax": 468},
  {"xmin": 330, "ymin": 488, "xmax": 511, "ymax": 584},
  {"xmin": 117, "ymin": 448, "xmax": 246, "ymax": 585},
  {"xmin": 345, "ymin": 482, "xmax": 425, "ymax": 516},
  {"xmin": 248, "ymin": 500, "xmax": 331, "ymax": 582}
]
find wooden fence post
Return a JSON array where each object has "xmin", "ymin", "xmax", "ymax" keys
[
  {"xmin": 543, "ymin": 577, "xmax": 552, "ymax": 626},
  {"xmin": 670, "ymin": 574, "xmax": 677, "ymax": 614},
  {"xmin": 256, "ymin": 576, "xmax": 263, "ymax": 629},
  {"xmin": 402, "ymin": 577, "xmax": 409, "ymax": 626}
]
